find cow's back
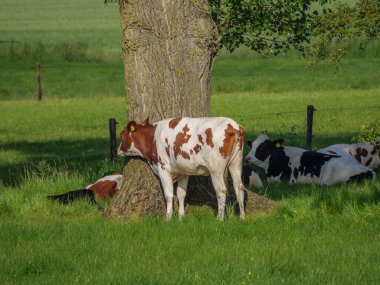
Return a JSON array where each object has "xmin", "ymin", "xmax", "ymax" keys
[{"xmin": 154, "ymin": 117, "xmax": 243, "ymax": 175}]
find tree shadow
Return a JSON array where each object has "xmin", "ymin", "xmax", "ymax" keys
[{"xmin": 0, "ymin": 138, "xmax": 123, "ymax": 187}]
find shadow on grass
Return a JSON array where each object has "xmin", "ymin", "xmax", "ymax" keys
[
  {"xmin": 0, "ymin": 132, "xmax": 368, "ymax": 188},
  {"xmin": 0, "ymin": 138, "xmax": 125, "ymax": 187}
]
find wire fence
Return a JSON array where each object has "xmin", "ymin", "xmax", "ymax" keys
[{"xmin": 1, "ymin": 103, "xmax": 378, "ymax": 172}]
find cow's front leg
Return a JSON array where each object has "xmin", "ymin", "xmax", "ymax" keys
[
  {"xmin": 159, "ymin": 172, "xmax": 174, "ymax": 219},
  {"xmin": 177, "ymin": 175, "xmax": 189, "ymax": 219}
]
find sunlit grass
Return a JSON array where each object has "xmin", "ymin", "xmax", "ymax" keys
[{"xmin": 1, "ymin": 0, "xmax": 380, "ymax": 284}]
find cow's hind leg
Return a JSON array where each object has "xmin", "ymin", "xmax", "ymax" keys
[
  {"xmin": 228, "ymin": 154, "xmax": 246, "ymax": 219},
  {"xmin": 210, "ymin": 172, "xmax": 227, "ymax": 221},
  {"xmin": 177, "ymin": 175, "xmax": 189, "ymax": 219}
]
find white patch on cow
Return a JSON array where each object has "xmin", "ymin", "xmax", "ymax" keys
[
  {"xmin": 249, "ymin": 171, "xmax": 263, "ymax": 188},
  {"xmin": 318, "ymin": 143, "xmax": 380, "ymax": 169},
  {"xmin": 117, "ymin": 141, "xmax": 143, "ymax": 157},
  {"xmin": 86, "ymin": 174, "xmax": 123, "ymax": 190},
  {"xmin": 245, "ymin": 134, "xmax": 269, "ymax": 167}
]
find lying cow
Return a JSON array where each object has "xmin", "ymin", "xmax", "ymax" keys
[
  {"xmin": 241, "ymin": 165, "xmax": 263, "ymax": 188},
  {"xmin": 318, "ymin": 138, "xmax": 380, "ymax": 169},
  {"xmin": 48, "ymin": 174, "xmax": 122, "ymax": 204},
  {"xmin": 117, "ymin": 117, "xmax": 245, "ymax": 220},
  {"xmin": 245, "ymin": 134, "xmax": 375, "ymax": 185}
]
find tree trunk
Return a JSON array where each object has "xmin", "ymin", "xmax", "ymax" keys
[
  {"xmin": 104, "ymin": 0, "xmax": 276, "ymax": 218},
  {"xmin": 119, "ymin": 0, "xmax": 219, "ymax": 122}
]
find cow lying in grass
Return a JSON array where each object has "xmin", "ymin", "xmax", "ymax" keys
[
  {"xmin": 241, "ymin": 165, "xmax": 263, "ymax": 188},
  {"xmin": 318, "ymin": 138, "xmax": 380, "ymax": 169},
  {"xmin": 117, "ymin": 117, "xmax": 245, "ymax": 220},
  {"xmin": 47, "ymin": 174, "xmax": 122, "ymax": 204},
  {"xmin": 245, "ymin": 134, "xmax": 375, "ymax": 185}
]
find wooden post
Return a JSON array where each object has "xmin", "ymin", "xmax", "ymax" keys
[
  {"xmin": 306, "ymin": 105, "xmax": 315, "ymax": 150},
  {"xmin": 36, "ymin": 63, "xmax": 42, "ymax": 100},
  {"xmin": 109, "ymin": 118, "xmax": 118, "ymax": 162}
]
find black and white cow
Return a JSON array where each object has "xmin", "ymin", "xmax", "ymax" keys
[
  {"xmin": 241, "ymin": 165, "xmax": 263, "ymax": 188},
  {"xmin": 318, "ymin": 138, "xmax": 380, "ymax": 169},
  {"xmin": 245, "ymin": 134, "xmax": 375, "ymax": 185}
]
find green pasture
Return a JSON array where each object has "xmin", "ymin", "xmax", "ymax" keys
[{"xmin": 1, "ymin": 0, "xmax": 380, "ymax": 284}]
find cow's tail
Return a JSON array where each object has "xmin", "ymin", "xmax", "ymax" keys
[
  {"xmin": 225, "ymin": 125, "xmax": 245, "ymax": 174},
  {"xmin": 47, "ymin": 189, "xmax": 96, "ymax": 205}
]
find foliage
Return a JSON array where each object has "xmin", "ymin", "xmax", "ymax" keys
[
  {"xmin": 209, "ymin": 0, "xmax": 326, "ymax": 54},
  {"xmin": 352, "ymin": 121, "xmax": 380, "ymax": 143},
  {"xmin": 310, "ymin": 0, "xmax": 380, "ymax": 67},
  {"xmin": 210, "ymin": 0, "xmax": 380, "ymax": 61}
]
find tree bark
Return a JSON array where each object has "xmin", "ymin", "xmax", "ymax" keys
[
  {"xmin": 105, "ymin": 0, "xmax": 276, "ymax": 218},
  {"xmin": 119, "ymin": 0, "xmax": 219, "ymax": 122}
]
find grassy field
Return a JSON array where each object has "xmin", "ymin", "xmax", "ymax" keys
[{"xmin": 1, "ymin": 0, "xmax": 380, "ymax": 284}]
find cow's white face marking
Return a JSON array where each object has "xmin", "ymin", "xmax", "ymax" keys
[{"xmin": 245, "ymin": 134, "xmax": 270, "ymax": 168}]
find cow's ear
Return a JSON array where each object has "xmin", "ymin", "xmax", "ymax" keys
[
  {"xmin": 142, "ymin": 117, "xmax": 149, "ymax": 126},
  {"xmin": 126, "ymin": 121, "xmax": 137, "ymax": 133},
  {"xmin": 247, "ymin": 140, "xmax": 252, "ymax": 149},
  {"xmin": 273, "ymin": 139, "xmax": 284, "ymax": 149}
]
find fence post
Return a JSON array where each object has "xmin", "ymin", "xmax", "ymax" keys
[
  {"xmin": 36, "ymin": 63, "xmax": 42, "ymax": 100},
  {"xmin": 306, "ymin": 105, "xmax": 316, "ymax": 150},
  {"xmin": 109, "ymin": 118, "xmax": 118, "ymax": 162}
]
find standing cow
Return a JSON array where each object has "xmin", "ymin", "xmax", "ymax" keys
[
  {"xmin": 117, "ymin": 117, "xmax": 245, "ymax": 220},
  {"xmin": 318, "ymin": 139, "xmax": 380, "ymax": 169},
  {"xmin": 245, "ymin": 134, "xmax": 375, "ymax": 185}
]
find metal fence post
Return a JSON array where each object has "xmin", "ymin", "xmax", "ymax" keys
[
  {"xmin": 36, "ymin": 63, "xmax": 42, "ymax": 100},
  {"xmin": 109, "ymin": 118, "xmax": 118, "ymax": 162},
  {"xmin": 306, "ymin": 105, "xmax": 316, "ymax": 150}
]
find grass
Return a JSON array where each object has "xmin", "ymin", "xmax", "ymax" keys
[
  {"xmin": 0, "ymin": 170, "xmax": 379, "ymax": 284},
  {"xmin": 1, "ymin": 0, "xmax": 380, "ymax": 284}
]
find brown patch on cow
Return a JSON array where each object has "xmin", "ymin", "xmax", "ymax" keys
[
  {"xmin": 327, "ymin": 150, "xmax": 337, "ymax": 155},
  {"xmin": 129, "ymin": 123, "xmax": 158, "ymax": 165},
  {"xmin": 355, "ymin": 148, "xmax": 368, "ymax": 162},
  {"xmin": 198, "ymin": 134, "xmax": 204, "ymax": 145},
  {"xmin": 366, "ymin": 157, "xmax": 373, "ymax": 166},
  {"xmin": 205, "ymin": 128, "xmax": 214, "ymax": 148},
  {"xmin": 219, "ymin": 123, "xmax": 238, "ymax": 159},
  {"xmin": 165, "ymin": 138, "xmax": 170, "ymax": 156},
  {"xmin": 158, "ymin": 156, "xmax": 165, "ymax": 170},
  {"xmin": 169, "ymin": 118, "xmax": 181, "ymax": 129},
  {"xmin": 193, "ymin": 144, "xmax": 202, "ymax": 154},
  {"xmin": 89, "ymin": 180, "xmax": 119, "ymax": 201},
  {"xmin": 181, "ymin": 151, "xmax": 190, "ymax": 160},
  {"xmin": 173, "ymin": 124, "xmax": 191, "ymax": 160},
  {"xmin": 119, "ymin": 129, "xmax": 133, "ymax": 153}
]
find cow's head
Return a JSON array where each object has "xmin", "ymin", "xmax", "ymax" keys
[
  {"xmin": 369, "ymin": 136, "xmax": 380, "ymax": 168},
  {"xmin": 117, "ymin": 117, "xmax": 153, "ymax": 157},
  {"xmin": 245, "ymin": 134, "xmax": 283, "ymax": 168}
]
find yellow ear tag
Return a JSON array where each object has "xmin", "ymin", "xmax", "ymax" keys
[
  {"xmin": 275, "ymin": 143, "xmax": 281, "ymax": 148},
  {"xmin": 130, "ymin": 125, "xmax": 136, "ymax": 132}
]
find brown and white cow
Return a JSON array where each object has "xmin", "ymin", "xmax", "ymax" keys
[
  {"xmin": 318, "ymin": 138, "xmax": 380, "ymax": 169},
  {"xmin": 48, "ymin": 174, "xmax": 122, "ymax": 204},
  {"xmin": 117, "ymin": 117, "xmax": 245, "ymax": 220}
]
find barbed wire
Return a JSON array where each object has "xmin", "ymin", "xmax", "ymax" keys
[
  {"xmin": 0, "ymin": 105, "xmax": 378, "ymax": 142},
  {"xmin": 227, "ymin": 105, "xmax": 379, "ymax": 119}
]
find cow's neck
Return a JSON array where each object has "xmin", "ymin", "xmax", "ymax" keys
[{"xmin": 132, "ymin": 125, "xmax": 157, "ymax": 166}]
